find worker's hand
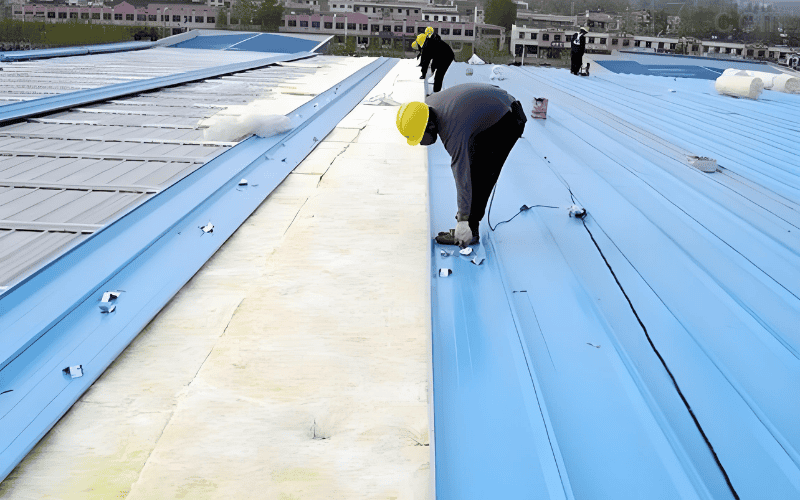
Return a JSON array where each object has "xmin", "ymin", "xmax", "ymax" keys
[{"xmin": 455, "ymin": 221, "xmax": 473, "ymax": 247}]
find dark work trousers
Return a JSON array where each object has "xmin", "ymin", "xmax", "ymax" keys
[
  {"xmin": 571, "ymin": 52, "xmax": 583, "ymax": 74},
  {"xmin": 432, "ymin": 58, "xmax": 453, "ymax": 93},
  {"xmin": 467, "ymin": 101, "xmax": 527, "ymax": 233}
]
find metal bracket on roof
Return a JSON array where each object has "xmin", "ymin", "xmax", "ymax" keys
[
  {"xmin": 687, "ymin": 155, "xmax": 717, "ymax": 173},
  {"xmin": 62, "ymin": 365, "xmax": 83, "ymax": 378}
]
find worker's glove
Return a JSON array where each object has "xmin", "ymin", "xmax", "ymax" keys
[{"xmin": 454, "ymin": 221, "xmax": 473, "ymax": 247}]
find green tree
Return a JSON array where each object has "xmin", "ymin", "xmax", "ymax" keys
[
  {"xmin": 232, "ymin": 0, "xmax": 256, "ymax": 25},
  {"xmin": 484, "ymin": 0, "xmax": 516, "ymax": 33},
  {"xmin": 253, "ymin": 0, "xmax": 283, "ymax": 32},
  {"xmin": 216, "ymin": 8, "xmax": 228, "ymax": 28}
]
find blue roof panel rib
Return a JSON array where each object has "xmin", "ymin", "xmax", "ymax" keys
[
  {"xmin": 428, "ymin": 62, "xmax": 800, "ymax": 498},
  {"xmin": 0, "ymin": 41, "xmax": 154, "ymax": 62}
]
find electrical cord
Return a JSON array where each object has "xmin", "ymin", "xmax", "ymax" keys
[{"xmin": 486, "ymin": 183, "xmax": 559, "ymax": 231}]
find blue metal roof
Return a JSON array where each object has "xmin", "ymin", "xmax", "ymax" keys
[
  {"xmin": 172, "ymin": 33, "xmax": 323, "ymax": 53},
  {"xmin": 428, "ymin": 61, "xmax": 800, "ymax": 498}
]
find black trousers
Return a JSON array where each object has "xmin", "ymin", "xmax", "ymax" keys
[
  {"xmin": 571, "ymin": 52, "xmax": 583, "ymax": 74},
  {"xmin": 467, "ymin": 101, "xmax": 527, "ymax": 232},
  {"xmin": 432, "ymin": 57, "xmax": 453, "ymax": 93}
]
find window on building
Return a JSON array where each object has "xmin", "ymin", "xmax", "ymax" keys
[
  {"xmin": 418, "ymin": 26, "xmax": 425, "ymax": 33},
  {"xmin": 288, "ymin": 19, "xmax": 296, "ymax": 26},
  {"xmin": 600, "ymin": 38, "xmax": 606, "ymax": 44},
  {"xmin": 670, "ymin": 43, "xmax": 676, "ymax": 49},
  {"xmin": 611, "ymin": 38, "xmax": 618, "ymax": 45},
  {"xmin": 149, "ymin": 14, "xmax": 157, "ymax": 21},
  {"xmin": 453, "ymin": 28, "xmax": 461, "ymax": 35},
  {"xmin": 531, "ymin": 33, "xmax": 537, "ymax": 39},
  {"xmin": 394, "ymin": 25, "xmax": 402, "ymax": 32},
  {"xmin": 92, "ymin": 12, "xmax": 100, "ymax": 19},
  {"xmin": 70, "ymin": 12, "xmax": 78, "ymax": 18},
  {"xmin": 372, "ymin": 7, "xmax": 376, "ymax": 12},
  {"xmin": 137, "ymin": 14, "xmax": 146, "ymax": 21},
  {"xmin": 554, "ymin": 34, "xmax": 561, "ymax": 41},
  {"xmin": 406, "ymin": 26, "xmax": 415, "ymax": 33},
  {"xmin": 424, "ymin": 15, "xmax": 429, "ymax": 20},
  {"xmin": 59, "ymin": 12, "xmax": 67, "ymax": 18},
  {"xmin": 515, "ymin": 44, "xmax": 523, "ymax": 55},
  {"xmin": 519, "ymin": 32, "xmax": 524, "ymax": 38},
  {"xmin": 658, "ymin": 42, "xmax": 664, "ymax": 49},
  {"xmin": 465, "ymin": 29, "xmax": 473, "ymax": 36},
  {"xmin": 336, "ymin": 22, "xmax": 344, "ymax": 29},
  {"xmin": 691, "ymin": 44, "xmax": 698, "ymax": 51},
  {"xmin": 433, "ymin": 27, "xmax": 438, "ymax": 34},
  {"xmin": 312, "ymin": 21, "xmax": 320, "ymax": 27},
  {"xmin": 207, "ymin": 16, "xmax": 215, "ymax": 23},
  {"xmin": 357, "ymin": 23, "xmax": 365, "ymax": 30},
  {"xmin": 451, "ymin": 16, "xmax": 456, "ymax": 21},
  {"xmin": 354, "ymin": 6, "xmax": 358, "ymax": 11},
  {"xmin": 452, "ymin": 41, "xmax": 461, "ymax": 49},
  {"xmin": 114, "ymin": 13, "xmax": 122, "ymax": 19},
  {"xmin": 769, "ymin": 51, "xmax": 775, "ymax": 58},
  {"xmin": 623, "ymin": 39, "xmax": 630, "ymax": 46},
  {"xmin": 332, "ymin": 4, "xmax": 336, "ymax": 7},
  {"xmin": 47, "ymin": 11, "xmax": 55, "ymax": 17},
  {"xmin": 747, "ymin": 49, "xmax": 754, "ymax": 56},
  {"xmin": 441, "ymin": 28, "xmax": 449, "ymax": 35},
  {"xmin": 588, "ymin": 37, "xmax": 594, "ymax": 43},
  {"xmin": 172, "ymin": 15, "xmax": 179, "ymax": 21},
  {"xmin": 433, "ymin": 15, "xmax": 438, "ymax": 21},
  {"xmin": 82, "ymin": 12, "xmax": 90, "ymax": 19},
  {"xmin": 758, "ymin": 50, "xmax": 764, "ymax": 57},
  {"xmin": 645, "ymin": 41, "xmax": 652, "ymax": 48},
  {"xmin": 634, "ymin": 40, "xmax": 640, "ymax": 47},
  {"xmin": 542, "ymin": 33, "xmax": 549, "ymax": 41},
  {"xmin": 103, "ymin": 12, "xmax": 110, "ymax": 19},
  {"xmin": 300, "ymin": 20, "xmax": 308, "ymax": 26},
  {"xmin": 382, "ymin": 25, "xmax": 390, "ymax": 31},
  {"xmin": 325, "ymin": 22, "xmax": 332, "ymax": 28},
  {"xmin": 371, "ymin": 24, "xmax": 379, "ymax": 31},
  {"xmin": 526, "ymin": 44, "xmax": 537, "ymax": 54},
  {"xmin": 414, "ymin": 9, "xmax": 418, "ymax": 13}
]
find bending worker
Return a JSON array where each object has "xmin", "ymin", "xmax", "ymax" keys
[
  {"xmin": 570, "ymin": 27, "xmax": 587, "ymax": 75},
  {"xmin": 396, "ymin": 83, "xmax": 528, "ymax": 246},
  {"xmin": 419, "ymin": 27, "xmax": 454, "ymax": 93}
]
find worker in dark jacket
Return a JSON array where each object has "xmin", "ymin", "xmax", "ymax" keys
[
  {"xmin": 395, "ymin": 83, "xmax": 528, "ymax": 246},
  {"xmin": 419, "ymin": 27, "xmax": 455, "ymax": 92},
  {"xmin": 570, "ymin": 27, "xmax": 587, "ymax": 75}
]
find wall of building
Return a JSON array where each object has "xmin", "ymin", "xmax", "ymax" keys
[{"xmin": 14, "ymin": 1, "xmax": 218, "ymax": 29}]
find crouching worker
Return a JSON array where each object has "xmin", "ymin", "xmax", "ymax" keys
[{"xmin": 396, "ymin": 83, "xmax": 528, "ymax": 246}]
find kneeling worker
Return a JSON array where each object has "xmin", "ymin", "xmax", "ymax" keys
[
  {"xmin": 396, "ymin": 83, "xmax": 528, "ymax": 246},
  {"xmin": 419, "ymin": 27, "xmax": 454, "ymax": 93}
]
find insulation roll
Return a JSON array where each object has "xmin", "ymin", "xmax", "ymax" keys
[
  {"xmin": 773, "ymin": 74, "xmax": 800, "ymax": 94},
  {"xmin": 714, "ymin": 74, "xmax": 764, "ymax": 99}
]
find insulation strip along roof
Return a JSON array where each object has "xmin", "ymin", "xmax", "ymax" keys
[{"xmin": 0, "ymin": 53, "xmax": 353, "ymax": 289}]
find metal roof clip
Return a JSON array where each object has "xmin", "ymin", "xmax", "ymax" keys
[
  {"xmin": 238, "ymin": 178, "xmax": 248, "ymax": 186},
  {"xmin": 439, "ymin": 268, "xmax": 452, "ymax": 277},
  {"xmin": 99, "ymin": 290, "xmax": 122, "ymax": 313},
  {"xmin": 63, "ymin": 365, "xmax": 83, "ymax": 379},
  {"xmin": 471, "ymin": 256, "xmax": 485, "ymax": 266},
  {"xmin": 459, "ymin": 247, "xmax": 473, "ymax": 256},
  {"xmin": 200, "ymin": 222, "xmax": 214, "ymax": 234},
  {"xmin": 440, "ymin": 249, "xmax": 454, "ymax": 257}
]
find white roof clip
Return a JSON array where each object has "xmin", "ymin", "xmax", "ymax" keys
[
  {"xmin": 63, "ymin": 365, "xmax": 83, "ymax": 378},
  {"xmin": 439, "ymin": 268, "xmax": 452, "ymax": 277},
  {"xmin": 200, "ymin": 222, "xmax": 214, "ymax": 234}
]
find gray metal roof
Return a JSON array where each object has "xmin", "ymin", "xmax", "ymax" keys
[{"xmin": 0, "ymin": 50, "xmax": 335, "ymax": 288}]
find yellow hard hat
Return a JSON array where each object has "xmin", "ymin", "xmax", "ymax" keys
[
  {"xmin": 396, "ymin": 102, "xmax": 429, "ymax": 146},
  {"xmin": 425, "ymin": 26, "xmax": 434, "ymax": 37},
  {"xmin": 416, "ymin": 33, "xmax": 427, "ymax": 47},
  {"xmin": 412, "ymin": 40, "xmax": 419, "ymax": 49}
]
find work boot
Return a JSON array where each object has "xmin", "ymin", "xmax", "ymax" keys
[{"xmin": 435, "ymin": 228, "xmax": 479, "ymax": 246}]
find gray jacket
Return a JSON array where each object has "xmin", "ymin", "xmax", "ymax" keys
[{"xmin": 425, "ymin": 83, "xmax": 516, "ymax": 216}]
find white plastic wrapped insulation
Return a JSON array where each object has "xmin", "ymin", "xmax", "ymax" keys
[
  {"xmin": 199, "ymin": 99, "xmax": 294, "ymax": 142},
  {"xmin": 489, "ymin": 65, "xmax": 506, "ymax": 81},
  {"xmin": 714, "ymin": 74, "xmax": 764, "ymax": 99},
  {"xmin": 467, "ymin": 54, "xmax": 486, "ymax": 65},
  {"xmin": 721, "ymin": 68, "xmax": 800, "ymax": 93}
]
